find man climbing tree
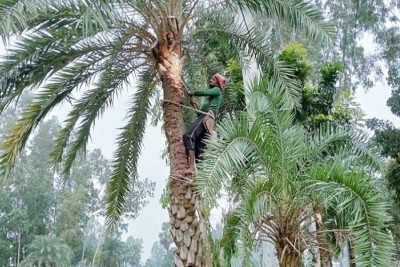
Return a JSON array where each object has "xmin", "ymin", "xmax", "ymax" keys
[{"xmin": 183, "ymin": 73, "xmax": 227, "ymax": 175}]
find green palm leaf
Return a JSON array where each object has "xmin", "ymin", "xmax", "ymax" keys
[
  {"xmin": 0, "ymin": 0, "xmax": 126, "ymax": 38},
  {"xmin": 231, "ymin": 0, "xmax": 336, "ymax": 43},
  {"xmin": 105, "ymin": 69, "xmax": 158, "ymax": 228},
  {"xmin": 190, "ymin": 15, "xmax": 302, "ymax": 108},
  {"xmin": 307, "ymin": 163, "xmax": 394, "ymax": 266},
  {"xmin": 0, "ymin": 30, "xmax": 114, "ymax": 111},
  {"xmin": 59, "ymin": 63, "xmax": 132, "ymax": 180},
  {"xmin": 0, "ymin": 83, "xmax": 73, "ymax": 177},
  {"xmin": 196, "ymin": 78, "xmax": 394, "ymax": 265}
]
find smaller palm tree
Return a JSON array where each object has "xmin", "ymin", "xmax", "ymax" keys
[
  {"xmin": 20, "ymin": 235, "xmax": 71, "ymax": 267},
  {"xmin": 97, "ymin": 233, "xmax": 124, "ymax": 267},
  {"xmin": 195, "ymin": 78, "xmax": 395, "ymax": 266}
]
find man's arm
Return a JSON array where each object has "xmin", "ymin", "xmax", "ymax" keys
[{"xmin": 193, "ymin": 87, "xmax": 221, "ymax": 96}]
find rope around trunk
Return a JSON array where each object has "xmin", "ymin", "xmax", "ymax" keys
[{"xmin": 163, "ymin": 99, "xmax": 214, "ymax": 118}]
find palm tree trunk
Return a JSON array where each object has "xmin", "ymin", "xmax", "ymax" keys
[
  {"xmin": 273, "ymin": 209, "xmax": 303, "ymax": 267},
  {"xmin": 92, "ymin": 229, "xmax": 104, "ymax": 267},
  {"xmin": 276, "ymin": 248, "xmax": 302, "ymax": 267},
  {"xmin": 348, "ymin": 240, "xmax": 356, "ymax": 267},
  {"xmin": 313, "ymin": 208, "xmax": 332, "ymax": 267},
  {"xmin": 17, "ymin": 228, "xmax": 21, "ymax": 267},
  {"xmin": 81, "ymin": 234, "xmax": 87, "ymax": 266},
  {"xmin": 156, "ymin": 37, "xmax": 203, "ymax": 266}
]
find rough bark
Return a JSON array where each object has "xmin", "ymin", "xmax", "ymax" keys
[
  {"xmin": 264, "ymin": 207, "xmax": 304, "ymax": 267},
  {"xmin": 309, "ymin": 217, "xmax": 321, "ymax": 267},
  {"xmin": 313, "ymin": 208, "xmax": 332, "ymax": 267},
  {"xmin": 154, "ymin": 29, "xmax": 203, "ymax": 267},
  {"xmin": 276, "ymin": 240, "xmax": 303, "ymax": 267},
  {"xmin": 17, "ymin": 229, "xmax": 20, "ymax": 267}
]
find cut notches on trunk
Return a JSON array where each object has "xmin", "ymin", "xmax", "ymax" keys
[
  {"xmin": 152, "ymin": 13, "xmax": 206, "ymax": 267},
  {"xmin": 169, "ymin": 187, "xmax": 203, "ymax": 267}
]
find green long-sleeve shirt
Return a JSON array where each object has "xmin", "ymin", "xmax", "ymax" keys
[{"xmin": 193, "ymin": 87, "xmax": 222, "ymax": 117}]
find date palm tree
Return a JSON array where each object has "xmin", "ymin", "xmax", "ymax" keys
[
  {"xmin": 0, "ymin": 0, "xmax": 334, "ymax": 265},
  {"xmin": 20, "ymin": 235, "xmax": 71, "ymax": 267},
  {"xmin": 195, "ymin": 78, "xmax": 395, "ymax": 266}
]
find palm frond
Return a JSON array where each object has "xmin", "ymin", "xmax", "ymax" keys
[
  {"xmin": 0, "ymin": 82, "xmax": 75, "ymax": 178},
  {"xmin": 347, "ymin": 129, "xmax": 385, "ymax": 172},
  {"xmin": 48, "ymin": 28, "xmax": 150, "ymax": 170},
  {"xmin": 0, "ymin": 27, "xmax": 140, "ymax": 179},
  {"xmin": 246, "ymin": 79, "xmax": 308, "ymax": 174},
  {"xmin": 59, "ymin": 60, "xmax": 137, "ymax": 180},
  {"xmin": 105, "ymin": 69, "xmax": 158, "ymax": 228},
  {"xmin": 189, "ymin": 16, "xmax": 302, "ymax": 109},
  {"xmin": 307, "ymin": 163, "xmax": 394, "ymax": 266},
  {"xmin": 230, "ymin": 0, "xmax": 336, "ymax": 43},
  {"xmin": 195, "ymin": 115, "xmax": 262, "ymax": 203},
  {"xmin": 0, "ymin": 0, "xmax": 127, "ymax": 38},
  {"xmin": 246, "ymin": 77, "xmax": 289, "ymax": 118},
  {"xmin": 0, "ymin": 29, "xmax": 116, "ymax": 111},
  {"xmin": 305, "ymin": 125, "xmax": 350, "ymax": 159}
]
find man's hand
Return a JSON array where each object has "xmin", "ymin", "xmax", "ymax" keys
[{"xmin": 187, "ymin": 91, "xmax": 194, "ymax": 97}]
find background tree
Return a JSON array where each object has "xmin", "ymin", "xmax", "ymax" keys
[
  {"xmin": 95, "ymin": 231, "xmax": 125, "ymax": 267},
  {"xmin": 122, "ymin": 236, "xmax": 144, "ymax": 267},
  {"xmin": 19, "ymin": 235, "xmax": 72, "ymax": 267},
  {"xmin": 144, "ymin": 222, "xmax": 174, "ymax": 267},
  {"xmin": 367, "ymin": 118, "xmax": 400, "ymax": 260},
  {"xmin": 0, "ymin": 118, "xmax": 59, "ymax": 266},
  {"xmin": 0, "ymin": 99, "xmax": 151, "ymax": 266}
]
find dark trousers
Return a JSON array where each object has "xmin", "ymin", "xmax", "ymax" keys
[{"xmin": 183, "ymin": 114, "xmax": 207, "ymax": 160}]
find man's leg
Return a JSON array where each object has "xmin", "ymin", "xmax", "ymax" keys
[
  {"xmin": 196, "ymin": 136, "xmax": 207, "ymax": 161},
  {"xmin": 183, "ymin": 114, "xmax": 206, "ymax": 174}
]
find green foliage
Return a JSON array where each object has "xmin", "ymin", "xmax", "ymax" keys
[
  {"xmin": 55, "ymin": 187, "xmax": 86, "ymax": 261},
  {"xmin": 219, "ymin": 211, "xmax": 241, "ymax": 265},
  {"xmin": 144, "ymin": 223, "xmax": 174, "ymax": 267},
  {"xmin": 298, "ymin": 61, "xmax": 363, "ymax": 129},
  {"xmin": 304, "ymin": 62, "xmax": 341, "ymax": 115},
  {"xmin": 278, "ymin": 43, "xmax": 311, "ymax": 84},
  {"xmin": 318, "ymin": 61, "xmax": 343, "ymax": 88},
  {"xmin": 19, "ymin": 235, "xmax": 72, "ymax": 267},
  {"xmin": 277, "ymin": 45, "xmax": 363, "ymax": 132},
  {"xmin": 385, "ymin": 160, "xmax": 400, "ymax": 259},
  {"xmin": 368, "ymin": 120, "xmax": 400, "ymax": 159},
  {"xmin": 196, "ymin": 77, "xmax": 395, "ymax": 266},
  {"xmin": 123, "ymin": 236, "xmax": 144, "ymax": 267},
  {"xmin": 0, "ymin": 102, "xmax": 151, "ymax": 265},
  {"xmin": 367, "ymin": 118, "xmax": 400, "ymax": 259},
  {"xmin": 387, "ymin": 93, "xmax": 400, "ymax": 118},
  {"xmin": 387, "ymin": 162, "xmax": 400, "ymax": 203}
]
